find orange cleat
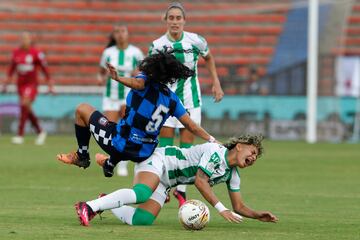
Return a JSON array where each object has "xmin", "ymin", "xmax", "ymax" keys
[
  {"xmin": 57, "ymin": 151, "xmax": 90, "ymax": 169},
  {"xmin": 95, "ymin": 153, "xmax": 114, "ymax": 177},
  {"xmin": 95, "ymin": 153, "xmax": 109, "ymax": 167}
]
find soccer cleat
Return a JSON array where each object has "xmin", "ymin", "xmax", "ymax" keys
[
  {"xmin": 35, "ymin": 131, "xmax": 47, "ymax": 145},
  {"xmin": 95, "ymin": 153, "xmax": 114, "ymax": 178},
  {"xmin": 57, "ymin": 151, "xmax": 90, "ymax": 169},
  {"xmin": 173, "ymin": 189, "xmax": 186, "ymax": 208},
  {"xmin": 11, "ymin": 136, "xmax": 24, "ymax": 144},
  {"xmin": 74, "ymin": 202, "xmax": 97, "ymax": 226}
]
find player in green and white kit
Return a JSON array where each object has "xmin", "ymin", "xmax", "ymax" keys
[
  {"xmin": 75, "ymin": 135, "xmax": 278, "ymax": 226},
  {"xmin": 149, "ymin": 2, "xmax": 224, "ymax": 205},
  {"xmin": 98, "ymin": 25, "xmax": 144, "ymax": 176}
]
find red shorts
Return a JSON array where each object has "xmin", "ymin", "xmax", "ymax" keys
[{"xmin": 18, "ymin": 85, "xmax": 38, "ymax": 101}]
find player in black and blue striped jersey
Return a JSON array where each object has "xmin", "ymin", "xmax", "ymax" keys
[{"xmin": 57, "ymin": 49, "xmax": 217, "ymax": 177}]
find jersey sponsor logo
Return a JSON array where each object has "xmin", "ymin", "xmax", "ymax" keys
[
  {"xmin": 205, "ymin": 153, "xmax": 221, "ymax": 175},
  {"xmin": 98, "ymin": 117, "xmax": 109, "ymax": 126},
  {"xmin": 130, "ymin": 134, "xmax": 156, "ymax": 143},
  {"xmin": 25, "ymin": 54, "xmax": 33, "ymax": 63},
  {"xmin": 209, "ymin": 152, "xmax": 221, "ymax": 164},
  {"xmin": 208, "ymin": 171, "xmax": 230, "ymax": 187},
  {"xmin": 17, "ymin": 64, "xmax": 34, "ymax": 73}
]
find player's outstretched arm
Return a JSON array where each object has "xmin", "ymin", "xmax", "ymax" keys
[
  {"xmin": 106, "ymin": 62, "xmax": 145, "ymax": 90},
  {"xmin": 194, "ymin": 169, "xmax": 242, "ymax": 223},
  {"xmin": 228, "ymin": 190, "xmax": 278, "ymax": 223},
  {"xmin": 178, "ymin": 114, "xmax": 216, "ymax": 143}
]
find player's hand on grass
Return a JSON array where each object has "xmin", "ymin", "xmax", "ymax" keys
[
  {"xmin": 257, "ymin": 211, "xmax": 278, "ymax": 223},
  {"xmin": 219, "ymin": 210, "xmax": 243, "ymax": 223},
  {"xmin": 106, "ymin": 62, "xmax": 119, "ymax": 81}
]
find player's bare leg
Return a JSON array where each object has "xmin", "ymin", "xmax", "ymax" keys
[
  {"xmin": 159, "ymin": 127, "xmax": 175, "ymax": 202},
  {"xmin": 104, "ymin": 111, "xmax": 119, "ymax": 123},
  {"xmin": 173, "ymin": 128, "xmax": 195, "ymax": 207},
  {"xmin": 12, "ymin": 96, "xmax": 32, "ymax": 144}
]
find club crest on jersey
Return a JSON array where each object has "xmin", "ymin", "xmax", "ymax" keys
[{"xmin": 98, "ymin": 117, "xmax": 109, "ymax": 126}]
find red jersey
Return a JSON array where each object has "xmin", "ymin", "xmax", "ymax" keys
[{"xmin": 8, "ymin": 47, "xmax": 50, "ymax": 87}]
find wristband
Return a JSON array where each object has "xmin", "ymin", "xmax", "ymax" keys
[
  {"xmin": 135, "ymin": 72, "xmax": 147, "ymax": 81},
  {"xmin": 208, "ymin": 135, "xmax": 216, "ymax": 143},
  {"xmin": 214, "ymin": 202, "xmax": 228, "ymax": 213}
]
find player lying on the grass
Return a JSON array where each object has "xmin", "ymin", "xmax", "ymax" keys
[
  {"xmin": 74, "ymin": 134, "xmax": 278, "ymax": 226},
  {"xmin": 57, "ymin": 48, "xmax": 217, "ymax": 177}
]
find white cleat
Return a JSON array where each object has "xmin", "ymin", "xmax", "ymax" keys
[
  {"xmin": 11, "ymin": 136, "xmax": 24, "ymax": 144},
  {"xmin": 35, "ymin": 131, "xmax": 47, "ymax": 145}
]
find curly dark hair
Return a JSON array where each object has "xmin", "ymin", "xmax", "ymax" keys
[
  {"xmin": 138, "ymin": 48, "xmax": 195, "ymax": 85},
  {"xmin": 223, "ymin": 134, "xmax": 264, "ymax": 157}
]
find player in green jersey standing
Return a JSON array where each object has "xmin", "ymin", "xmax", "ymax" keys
[
  {"xmin": 98, "ymin": 24, "xmax": 144, "ymax": 176},
  {"xmin": 148, "ymin": 2, "xmax": 224, "ymax": 206}
]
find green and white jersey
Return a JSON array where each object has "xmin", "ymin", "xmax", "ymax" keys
[
  {"xmin": 148, "ymin": 31, "xmax": 209, "ymax": 109},
  {"xmin": 161, "ymin": 143, "xmax": 240, "ymax": 192},
  {"xmin": 100, "ymin": 44, "xmax": 144, "ymax": 100}
]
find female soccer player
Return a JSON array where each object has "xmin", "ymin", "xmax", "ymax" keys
[
  {"xmin": 57, "ymin": 49, "xmax": 217, "ymax": 178},
  {"xmin": 98, "ymin": 25, "xmax": 144, "ymax": 176},
  {"xmin": 2, "ymin": 32, "xmax": 54, "ymax": 145},
  {"xmin": 149, "ymin": 2, "xmax": 224, "ymax": 205},
  {"xmin": 74, "ymin": 134, "xmax": 278, "ymax": 226}
]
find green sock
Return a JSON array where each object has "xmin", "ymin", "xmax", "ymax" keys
[
  {"xmin": 132, "ymin": 208, "xmax": 156, "ymax": 226},
  {"xmin": 180, "ymin": 142, "xmax": 192, "ymax": 149},
  {"xmin": 133, "ymin": 184, "xmax": 153, "ymax": 203},
  {"xmin": 159, "ymin": 137, "xmax": 174, "ymax": 147}
]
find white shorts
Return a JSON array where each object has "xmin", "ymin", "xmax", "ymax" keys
[
  {"xmin": 133, "ymin": 149, "xmax": 170, "ymax": 207},
  {"xmin": 102, "ymin": 97, "xmax": 126, "ymax": 112},
  {"xmin": 163, "ymin": 107, "xmax": 201, "ymax": 128}
]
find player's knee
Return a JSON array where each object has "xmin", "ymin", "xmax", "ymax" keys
[
  {"xmin": 76, "ymin": 103, "xmax": 95, "ymax": 117},
  {"xmin": 132, "ymin": 208, "xmax": 156, "ymax": 226},
  {"xmin": 76, "ymin": 103, "xmax": 90, "ymax": 113},
  {"xmin": 132, "ymin": 184, "xmax": 153, "ymax": 203}
]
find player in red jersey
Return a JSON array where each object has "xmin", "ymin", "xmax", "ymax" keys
[{"xmin": 2, "ymin": 32, "xmax": 54, "ymax": 145}]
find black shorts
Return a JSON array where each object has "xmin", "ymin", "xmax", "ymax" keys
[{"xmin": 89, "ymin": 111, "xmax": 125, "ymax": 160}]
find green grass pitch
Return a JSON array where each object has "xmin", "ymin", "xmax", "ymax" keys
[{"xmin": 0, "ymin": 135, "xmax": 359, "ymax": 240}]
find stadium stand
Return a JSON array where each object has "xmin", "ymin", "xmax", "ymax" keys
[{"xmin": 0, "ymin": 0, "xmax": 290, "ymax": 94}]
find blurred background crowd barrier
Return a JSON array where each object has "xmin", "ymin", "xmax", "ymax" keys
[{"xmin": 1, "ymin": 0, "xmax": 359, "ymax": 142}]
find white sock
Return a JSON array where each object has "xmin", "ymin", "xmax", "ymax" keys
[
  {"xmin": 86, "ymin": 189, "xmax": 136, "ymax": 212},
  {"xmin": 176, "ymin": 185, "xmax": 187, "ymax": 192},
  {"xmin": 111, "ymin": 205, "xmax": 136, "ymax": 225}
]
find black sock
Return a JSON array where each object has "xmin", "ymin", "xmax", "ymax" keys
[
  {"xmin": 75, "ymin": 124, "xmax": 90, "ymax": 158},
  {"xmin": 108, "ymin": 156, "xmax": 119, "ymax": 167}
]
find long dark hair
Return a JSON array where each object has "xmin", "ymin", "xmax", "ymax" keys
[
  {"xmin": 138, "ymin": 48, "xmax": 195, "ymax": 85},
  {"xmin": 105, "ymin": 33, "xmax": 116, "ymax": 48}
]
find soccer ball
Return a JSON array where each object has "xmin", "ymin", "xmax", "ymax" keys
[{"xmin": 178, "ymin": 199, "xmax": 210, "ymax": 230}]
